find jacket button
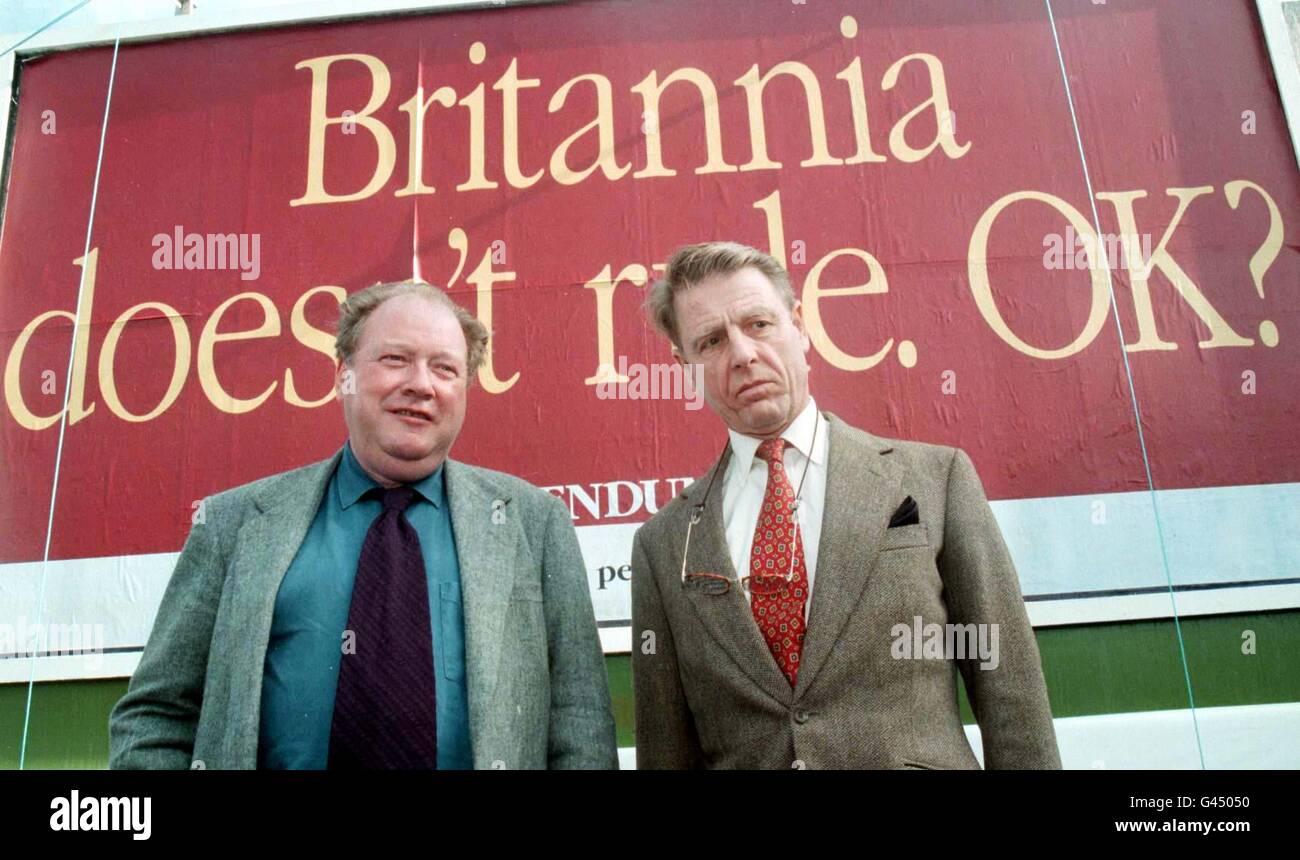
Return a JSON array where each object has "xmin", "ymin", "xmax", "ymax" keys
[{"xmin": 793, "ymin": 709, "xmax": 810, "ymax": 724}]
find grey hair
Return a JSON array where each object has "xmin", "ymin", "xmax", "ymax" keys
[
  {"xmin": 335, "ymin": 280, "xmax": 489, "ymax": 378},
  {"xmin": 645, "ymin": 241, "xmax": 795, "ymax": 351}
]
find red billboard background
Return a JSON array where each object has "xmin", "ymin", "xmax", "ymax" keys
[{"xmin": 1, "ymin": 0, "xmax": 1296, "ymax": 569}]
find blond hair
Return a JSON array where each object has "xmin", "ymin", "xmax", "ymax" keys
[{"xmin": 645, "ymin": 242, "xmax": 794, "ymax": 350}]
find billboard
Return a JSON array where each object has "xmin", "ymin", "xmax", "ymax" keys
[{"xmin": 1, "ymin": 0, "xmax": 1297, "ymax": 680}]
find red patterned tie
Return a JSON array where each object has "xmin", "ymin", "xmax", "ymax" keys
[{"xmin": 748, "ymin": 438, "xmax": 809, "ymax": 687}]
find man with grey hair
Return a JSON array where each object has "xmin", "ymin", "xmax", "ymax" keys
[
  {"xmin": 110, "ymin": 280, "xmax": 617, "ymax": 769},
  {"xmin": 631, "ymin": 242, "xmax": 1060, "ymax": 769}
]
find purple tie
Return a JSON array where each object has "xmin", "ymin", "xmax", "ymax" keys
[{"xmin": 328, "ymin": 485, "xmax": 438, "ymax": 769}]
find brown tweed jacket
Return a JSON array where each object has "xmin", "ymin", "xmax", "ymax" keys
[{"xmin": 631, "ymin": 412, "xmax": 1061, "ymax": 769}]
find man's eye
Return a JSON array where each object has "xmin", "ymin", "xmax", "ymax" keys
[{"xmin": 381, "ymin": 354, "xmax": 405, "ymax": 363}]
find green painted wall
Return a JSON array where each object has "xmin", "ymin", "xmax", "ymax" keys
[{"xmin": 4, "ymin": 610, "xmax": 1297, "ymax": 768}]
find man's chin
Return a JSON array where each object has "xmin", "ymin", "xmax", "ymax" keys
[
  {"xmin": 730, "ymin": 402, "xmax": 786, "ymax": 435},
  {"xmin": 379, "ymin": 441, "xmax": 442, "ymax": 469}
]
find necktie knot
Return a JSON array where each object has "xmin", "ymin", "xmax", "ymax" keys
[
  {"xmin": 756, "ymin": 438, "xmax": 786, "ymax": 467},
  {"xmin": 377, "ymin": 485, "xmax": 418, "ymax": 513}
]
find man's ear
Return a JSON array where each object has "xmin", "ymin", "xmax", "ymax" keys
[
  {"xmin": 791, "ymin": 301, "xmax": 811, "ymax": 354},
  {"xmin": 334, "ymin": 357, "xmax": 350, "ymax": 396}
]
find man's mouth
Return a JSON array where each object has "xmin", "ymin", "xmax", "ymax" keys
[
  {"xmin": 389, "ymin": 407, "xmax": 433, "ymax": 422},
  {"xmin": 736, "ymin": 380, "xmax": 772, "ymax": 397}
]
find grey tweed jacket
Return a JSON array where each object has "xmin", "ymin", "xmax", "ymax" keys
[
  {"xmin": 109, "ymin": 448, "xmax": 618, "ymax": 770},
  {"xmin": 631, "ymin": 412, "xmax": 1061, "ymax": 769}
]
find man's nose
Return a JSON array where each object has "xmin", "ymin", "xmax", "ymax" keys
[
  {"xmin": 404, "ymin": 361, "xmax": 437, "ymax": 396},
  {"xmin": 730, "ymin": 332, "xmax": 759, "ymax": 368}
]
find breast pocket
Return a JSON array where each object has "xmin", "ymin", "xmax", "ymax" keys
[
  {"xmin": 439, "ymin": 581, "xmax": 467, "ymax": 682},
  {"xmin": 880, "ymin": 523, "xmax": 930, "ymax": 551},
  {"xmin": 508, "ymin": 579, "xmax": 547, "ymax": 646}
]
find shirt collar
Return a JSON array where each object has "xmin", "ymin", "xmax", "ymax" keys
[
  {"xmin": 337, "ymin": 440, "xmax": 446, "ymax": 510},
  {"xmin": 726, "ymin": 396, "xmax": 826, "ymax": 470}
]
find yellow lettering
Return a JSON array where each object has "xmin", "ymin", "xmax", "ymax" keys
[
  {"xmin": 291, "ymin": 54, "xmax": 397, "ymax": 206},
  {"xmin": 968, "ymin": 191, "xmax": 1109, "ymax": 359}
]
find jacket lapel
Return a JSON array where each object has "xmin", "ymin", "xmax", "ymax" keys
[
  {"xmin": 227, "ymin": 450, "xmax": 342, "ymax": 767},
  {"xmin": 444, "ymin": 459, "xmax": 518, "ymax": 763},
  {"xmin": 794, "ymin": 414, "xmax": 903, "ymax": 698},
  {"xmin": 678, "ymin": 446, "xmax": 794, "ymax": 705}
]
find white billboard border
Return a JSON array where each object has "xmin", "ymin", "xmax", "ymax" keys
[{"xmin": 1258, "ymin": 0, "xmax": 1300, "ymax": 171}]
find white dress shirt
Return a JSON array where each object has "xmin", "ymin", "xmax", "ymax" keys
[{"xmin": 722, "ymin": 398, "xmax": 828, "ymax": 612}]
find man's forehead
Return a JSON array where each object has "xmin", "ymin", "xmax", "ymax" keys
[
  {"xmin": 362, "ymin": 295, "xmax": 466, "ymax": 353},
  {"xmin": 678, "ymin": 273, "xmax": 785, "ymax": 329},
  {"xmin": 372, "ymin": 334, "xmax": 464, "ymax": 355}
]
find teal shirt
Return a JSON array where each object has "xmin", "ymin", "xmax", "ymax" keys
[{"xmin": 258, "ymin": 442, "xmax": 471, "ymax": 769}]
